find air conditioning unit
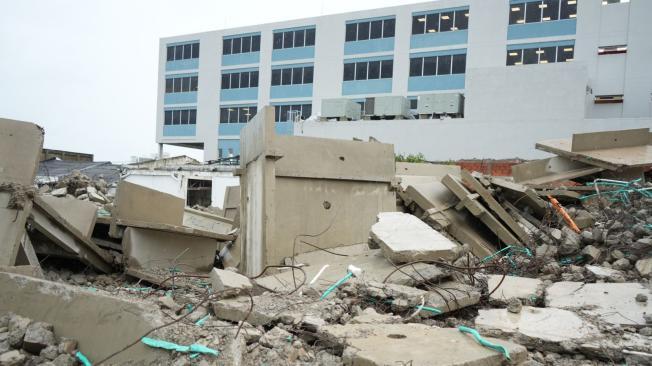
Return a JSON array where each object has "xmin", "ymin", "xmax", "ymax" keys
[
  {"xmin": 364, "ymin": 96, "xmax": 410, "ymax": 119},
  {"xmin": 417, "ymin": 93, "xmax": 464, "ymax": 117},
  {"xmin": 320, "ymin": 98, "xmax": 361, "ymax": 121}
]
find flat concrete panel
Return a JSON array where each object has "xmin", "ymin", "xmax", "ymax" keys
[
  {"xmin": 571, "ymin": 128, "xmax": 650, "ymax": 152},
  {"xmin": 396, "ymin": 162, "xmax": 461, "ymax": 178},
  {"xmin": 123, "ymin": 226, "xmax": 217, "ymax": 273},
  {"xmin": 0, "ymin": 272, "xmax": 170, "ymax": 363},
  {"xmin": 0, "ymin": 118, "xmax": 43, "ymax": 266},
  {"xmin": 114, "ymin": 181, "xmax": 184, "ymax": 226},
  {"xmin": 38, "ymin": 195, "xmax": 98, "ymax": 239},
  {"xmin": 511, "ymin": 156, "xmax": 603, "ymax": 185}
]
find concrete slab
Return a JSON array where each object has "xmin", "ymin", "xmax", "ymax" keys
[
  {"xmin": 29, "ymin": 205, "xmax": 113, "ymax": 273},
  {"xmin": 254, "ymin": 244, "xmax": 450, "ymax": 293},
  {"xmin": 442, "ymin": 174, "xmax": 521, "ymax": 246},
  {"xmin": 319, "ymin": 323, "xmax": 527, "ymax": 366},
  {"xmin": 370, "ymin": 212, "xmax": 457, "ymax": 263},
  {"xmin": 0, "ymin": 272, "xmax": 173, "ymax": 363},
  {"xmin": 183, "ymin": 207, "xmax": 233, "ymax": 235},
  {"xmin": 461, "ymin": 170, "xmax": 531, "ymax": 244},
  {"xmin": 546, "ymin": 282, "xmax": 652, "ymax": 326},
  {"xmin": 401, "ymin": 182, "xmax": 496, "ymax": 258},
  {"xmin": 487, "ymin": 275, "xmax": 542, "ymax": 304},
  {"xmin": 511, "ymin": 156, "xmax": 604, "ymax": 185},
  {"xmin": 114, "ymin": 181, "xmax": 184, "ymax": 226},
  {"xmin": 210, "ymin": 268, "xmax": 252, "ymax": 292},
  {"xmin": 38, "ymin": 195, "xmax": 98, "ymax": 239},
  {"xmin": 212, "ymin": 292, "xmax": 326, "ymax": 326},
  {"xmin": 0, "ymin": 118, "xmax": 43, "ymax": 266},
  {"xmin": 475, "ymin": 306, "xmax": 598, "ymax": 344},
  {"xmin": 0, "ymin": 265, "xmax": 44, "ymax": 279},
  {"xmin": 122, "ymin": 227, "xmax": 218, "ymax": 274}
]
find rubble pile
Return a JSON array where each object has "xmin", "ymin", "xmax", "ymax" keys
[
  {"xmin": 1, "ymin": 117, "xmax": 651, "ymax": 365},
  {"xmin": 0, "ymin": 312, "xmax": 80, "ymax": 366}
]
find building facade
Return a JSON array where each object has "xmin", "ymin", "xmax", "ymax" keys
[{"xmin": 156, "ymin": 0, "xmax": 652, "ymax": 162}]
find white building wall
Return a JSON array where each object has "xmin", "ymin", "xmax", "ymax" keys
[{"xmin": 156, "ymin": 0, "xmax": 652, "ymax": 162}]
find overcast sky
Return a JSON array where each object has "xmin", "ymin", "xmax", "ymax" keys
[{"xmin": 0, "ymin": 0, "xmax": 412, "ymax": 163}]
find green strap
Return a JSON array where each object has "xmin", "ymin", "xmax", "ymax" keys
[
  {"xmin": 320, "ymin": 271, "xmax": 354, "ymax": 300},
  {"xmin": 458, "ymin": 326, "xmax": 510, "ymax": 360}
]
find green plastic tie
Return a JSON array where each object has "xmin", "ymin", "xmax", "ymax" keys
[
  {"xmin": 141, "ymin": 337, "xmax": 219, "ymax": 357},
  {"xmin": 75, "ymin": 351, "xmax": 92, "ymax": 366},
  {"xmin": 417, "ymin": 305, "xmax": 442, "ymax": 314},
  {"xmin": 320, "ymin": 272, "xmax": 354, "ymax": 300},
  {"xmin": 458, "ymin": 326, "xmax": 510, "ymax": 360}
]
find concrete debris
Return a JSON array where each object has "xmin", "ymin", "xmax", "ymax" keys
[
  {"xmin": 0, "ymin": 122, "xmax": 650, "ymax": 365},
  {"xmin": 546, "ymin": 282, "xmax": 652, "ymax": 326},
  {"xmin": 369, "ymin": 212, "xmax": 458, "ymax": 263},
  {"xmin": 319, "ymin": 323, "xmax": 528, "ymax": 366}
]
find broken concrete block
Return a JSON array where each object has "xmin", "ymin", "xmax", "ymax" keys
[
  {"xmin": 113, "ymin": 181, "xmax": 184, "ymax": 226},
  {"xmin": 22, "ymin": 321, "xmax": 56, "ymax": 354},
  {"xmin": 349, "ymin": 308, "xmax": 401, "ymax": 324},
  {"xmin": 156, "ymin": 296, "xmax": 181, "ymax": 312},
  {"xmin": 476, "ymin": 307, "xmax": 598, "ymax": 345},
  {"xmin": 487, "ymin": 275, "xmax": 542, "ymax": 304},
  {"xmin": 7, "ymin": 313, "xmax": 31, "ymax": 348},
  {"xmin": 319, "ymin": 323, "xmax": 527, "ymax": 366},
  {"xmin": 635, "ymin": 257, "xmax": 652, "ymax": 277},
  {"xmin": 37, "ymin": 196, "xmax": 98, "ymax": 239},
  {"xmin": 546, "ymin": 282, "xmax": 652, "ymax": 326},
  {"xmin": 50, "ymin": 188, "xmax": 68, "ymax": 197},
  {"xmin": 559, "ymin": 227, "xmax": 580, "ymax": 255},
  {"xmin": 210, "ymin": 268, "xmax": 252, "ymax": 293},
  {"xmin": 369, "ymin": 212, "xmax": 457, "ymax": 263},
  {"xmin": 585, "ymin": 265, "xmax": 625, "ymax": 282},
  {"xmin": 259, "ymin": 327, "xmax": 293, "ymax": 349},
  {"xmin": 580, "ymin": 245, "xmax": 601, "ymax": 263},
  {"xmin": 213, "ymin": 293, "xmax": 325, "ymax": 327},
  {"xmin": 0, "ymin": 350, "xmax": 26, "ymax": 366}
]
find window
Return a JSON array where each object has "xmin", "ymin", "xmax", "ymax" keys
[
  {"xmin": 270, "ymin": 66, "xmax": 312, "ymax": 86},
  {"xmin": 343, "ymin": 63, "xmax": 355, "ymax": 81},
  {"xmin": 437, "ymin": 55, "xmax": 451, "ymax": 75},
  {"xmin": 368, "ymin": 61, "xmax": 380, "ymax": 79},
  {"xmin": 410, "ymin": 54, "xmax": 467, "ymax": 77},
  {"xmin": 409, "ymin": 99, "xmax": 418, "ymax": 110},
  {"xmin": 345, "ymin": 18, "xmax": 396, "ymax": 42},
  {"xmin": 304, "ymin": 66, "xmax": 313, "ymax": 83},
  {"xmin": 598, "ymin": 45, "xmax": 627, "ymax": 55},
  {"xmin": 292, "ymin": 67, "xmax": 303, "ymax": 84},
  {"xmin": 370, "ymin": 20, "xmax": 383, "ymax": 39},
  {"xmin": 281, "ymin": 68, "xmax": 292, "ymax": 85},
  {"xmin": 166, "ymin": 42, "xmax": 200, "ymax": 61},
  {"xmin": 165, "ymin": 76, "xmax": 199, "ymax": 93},
  {"xmin": 164, "ymin": 108, "xmax": 197, "ymax": 125},
  {"xmin": 271, "ymin": 69, "xmax": 281, "ymax": 85},
  {"xmin": 222, "ymin": 35, "xmax": 260, "ymax": 55},
  {"xmin": 343, "ymin": 59, "xmax": 393, "ymax": 81},
  {"xmin": 506, "ymin": 44, "xmax": 574, "ymax": 65},
  {"xmin": 381, "ymin": 60, "xmax": 393, "ymax": 78},
  {"xmin": 594, "ymin": 95, "xmax": 624, "ymax": 104},
  {"xmin": 510, "ymin": 1, "xmax": 576, "ymax": 25},
  {"xmin": 452, "ymin": 54, "xmax": 466, "ymax": 74},
  {"xmin": 273, "ymin": 104, "xmax": 312, "ymax": 122},
  {"xmin": 219, "ymin": 106, "xmax": 258, "ymax": 123},
  {"xmin": 602, "ymin": 0, "xmax": 628, "ymax": 4},
  {"xmin": 273, "ymin": 28, "xmax": 316, "ymax": 50},
  {"xmin": 355, "ymin": 62, "xmax": 367, "ymax": 80},
  {"xmin": 526, "ymin": 2, "xmax": 542, "ymax": 23},
  {"xmin": 412, "ymin": 8, "xmax": 469, "ymax": 35},
  {"xmin": 221, "ymin": 71, "xmax": 259, "ymax": 89}
]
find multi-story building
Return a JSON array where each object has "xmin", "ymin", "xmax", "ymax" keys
[{"xmin": 156, "ymin": 0, "xmax": 652, "ymax": 162}]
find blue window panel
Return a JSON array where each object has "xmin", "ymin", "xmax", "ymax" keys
[
  {"xmin": 166, "ymin": 59, "xmax": 199, "ymax": 71},
  {"xmin": 410, "ymin": 30, "xmax": 468, "ymax": 49},
  {"xmin": 218, "ymin": 123, "xmax": 246, "ymax": 136},
  {"xmin": 272, "ymin": 46, "xmax": 315, "ymax": 61},
  {"xmin": 507, "ymin": 19, "xmax": 577, "ymax": 40},
  {"xmin": 163, "ymin": 125, "xmax": 196, "ymax": 137},
  {"xmin": 408, "ymin": 74, "xmax": 465, "ymax": 92},
  {"xmin": 342, "ymin": 79, "xmax": 392, "ymax": 95},
  {"xmin": 410, "ymin": 48, "xmax": 467, "ymax": 58},
  {"xmin": 344, "ymin": 38, "xmax": 395, "ymax": 55},
  {"xmin": 412, "ymin": 6, "xmax": 469, "ymax": 16},
  {"xmin": 218, "ymin": 139, "xmax": 241, "ymax": 156},
  {"xmin": 222, "ymin": 52, "xmax": 260, "ymax": 66},
  {"xmin": 164, "ymin": 92, "xmax": 197, "ymax": 104},
  {"xmin": 270, "ymin": 84, "xmax": 313, "ymax": 99},
  {"xmin": 220, "ymin": 88, "xmax": 258, "ymax": 102},
  {"xmin": 275, "ymin": 122, "xmax": 294, "ymax": 135}
]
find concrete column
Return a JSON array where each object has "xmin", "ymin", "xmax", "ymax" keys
[{"xmin": 158, "ymin": 143, "xmax": 164, "ymax": 159}]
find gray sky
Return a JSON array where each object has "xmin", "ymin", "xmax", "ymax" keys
[{"xmin": 0, "ymin": 0, "xmax": 411, "ymax": 163}]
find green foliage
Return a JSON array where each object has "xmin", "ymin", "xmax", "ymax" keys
[{"xmin": 395, "ymin": 152, "xmax": 426, "ymax": 163}]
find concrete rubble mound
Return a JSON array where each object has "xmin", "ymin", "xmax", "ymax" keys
[{"xmin": 1, "ymin": 116, "xmax": 651, "ymax": 365}]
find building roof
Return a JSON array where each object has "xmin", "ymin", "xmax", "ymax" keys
[{"xmin": 37, "ymin": 159, "xmax": 122, "ymax": 185}]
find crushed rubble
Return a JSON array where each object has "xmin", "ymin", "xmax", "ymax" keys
[{"xmin": 1, "ymin": 117, "xmax": 651, "ymax": 365}]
